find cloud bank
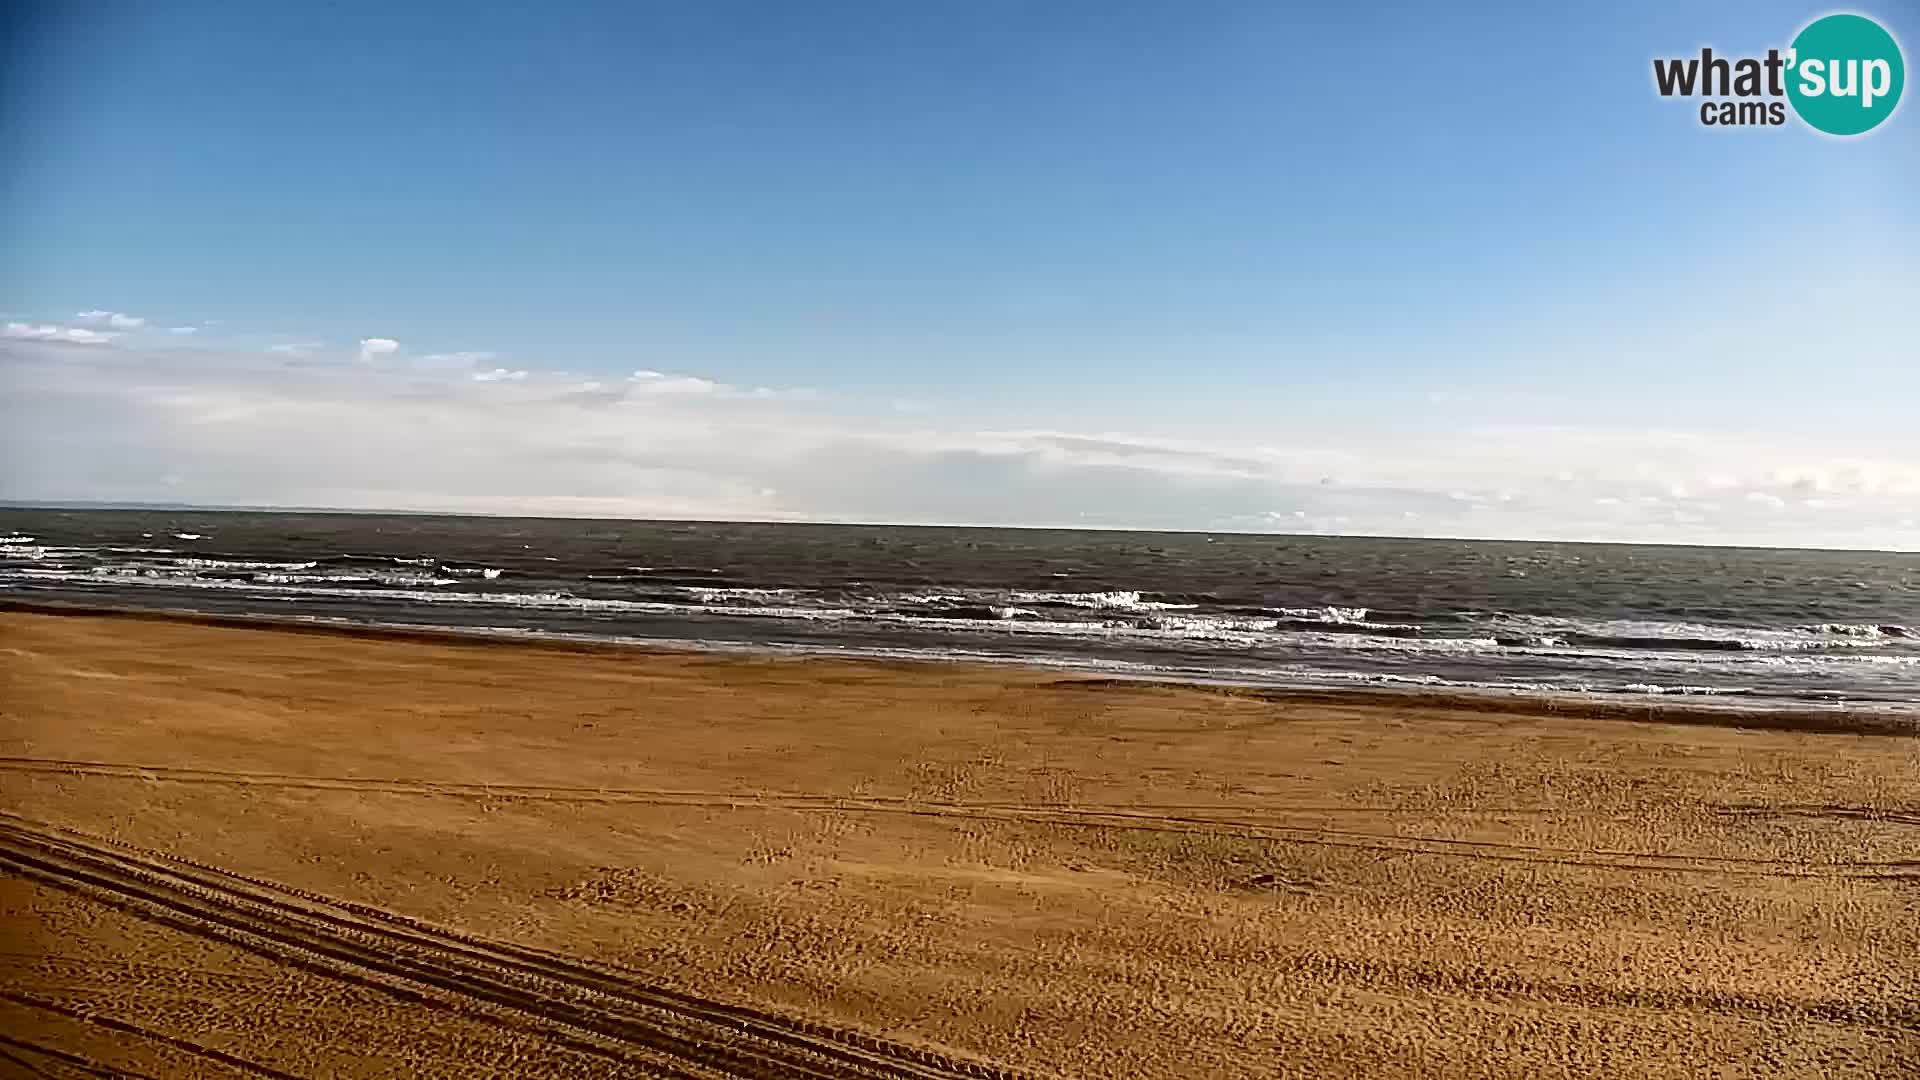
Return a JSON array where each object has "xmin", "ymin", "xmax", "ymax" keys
[
  {"xmin": 1, "ymin": 338, "xmax": 1915, "ymax": 550},
  {"xmin": 6, "ymin": 322, "xmax": 119, "ymax": 345}
]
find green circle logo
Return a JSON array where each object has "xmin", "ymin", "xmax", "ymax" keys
[{"xmin": 1786, "ymin": 14, "xmax": 1904, "ymax": 135}]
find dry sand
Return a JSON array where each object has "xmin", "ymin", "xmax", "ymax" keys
[{"xmin": 1, "ymin": 606, "xmax": 1916, "ymax": 1078}]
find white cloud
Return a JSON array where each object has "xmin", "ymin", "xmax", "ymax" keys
[
  {"xmin": 76, "ymin": 310, "xmax": 145, "ymax": 330},
  {"xmin": 6, "ymin": 322, "xmax": 117, "ymax": 345},
  {"xmin": 357, "ymin": 337, "xmax": 400, "ymax": 363},
  {"xmin": 629, "ymin": 369, "xmax": 724, "ymax": 395},
  {"xmin": 268, "ymin": 341, "xmax": 322, "ymax": 356},
  {"xmin": 168, "ymin": 326, "xmax": 199, "ymax": 335},
  {"xmin": 471, "ymin": 367, "xmax": 528, "ymax": 382}
]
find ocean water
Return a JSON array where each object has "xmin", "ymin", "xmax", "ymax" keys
[{"xmin": 2, "ymin": 508, "xmax": 1915, "ymax": 708}]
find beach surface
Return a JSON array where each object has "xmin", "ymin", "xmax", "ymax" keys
[{"xmin": 1, "ymin": 607, "xmax": 1916, "ymax": 1077}]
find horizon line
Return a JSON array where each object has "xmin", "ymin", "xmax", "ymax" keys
[{"xmin": 1, "ymin": 498, "xmax": 1912, "ymax": 557}]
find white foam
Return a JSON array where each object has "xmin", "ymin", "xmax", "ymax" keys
[
  {"xmin": 1275, "ymin": 606, "xmax": 1371, "ymax": 624},
  {"xmin": 0, "ymin": 544, "xmax": 95, "ymax": 561},
  {"xmin": 1622, "ymin": 683, "xmax": 1744, "ymax": 696},
  {"xmin": 0, "ymin": 535, "xmax": 33, "ymax": 544},
  {"xmin": 172, "ymin": 532, "xmax": 204, "ymax": 541},
  {"xmin": 685, "ymin": 586, "xmax": 798, "ymax": 603},
  {"xmin": 1135, "ymin": 613, "xmax": 1279, "ymax": 637},
  {"xmin": 1007, "ymin": 589, "xmax": 1196, "ymax": 611},
  {"xmin": 367, "ymin": 571, "xmax": 459, "ymax": 587},
  {"xmin": 177, "ymin": 558, "xmax": 318, "ymax": 571},
  {"xmin": 1798, "ymin": 622, "xmax": 1911, "ymax": 640},
  {"xmin": 1492, "ymin": 614, "xmax": 1898, "ymax": 653}
]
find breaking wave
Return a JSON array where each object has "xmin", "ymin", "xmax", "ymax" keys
[
  {"xmin": 177, "ymin": 558, "xmax": 318, "ymax": 572},
  {"xmin": 1006, "ymin": 589, "xmax": 1196, "ymax": 612},
  {"xmin": 2, "ymin": 525, "xmax": 1913, "ymax": 709}
]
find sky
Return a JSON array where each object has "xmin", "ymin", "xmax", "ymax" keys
[{"xmin": 3, "ymin": 1, "xmax": 1917, "ymax": 549}]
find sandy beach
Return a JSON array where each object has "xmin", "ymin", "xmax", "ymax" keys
[{"xmin": 1, "ymin": 605, "xmax": 1916, "ymax": 1077}]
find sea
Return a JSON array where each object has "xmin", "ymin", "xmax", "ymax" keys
[{"xmin": 2, "ymin": 508, "xmax": 1915, "ymax": 710}]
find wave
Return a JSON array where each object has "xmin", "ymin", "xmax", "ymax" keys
[
  {"xmin": 8, "ymin": 559, "xmax": 1915, "ymax": 692},
  {"xmin": 1273, "ymin": 605, "xmax": 1371, "ymax": 624},
  {"xmin": 1006, "ymin": 589, "xmax": 1197, "ymax": 612},
  {"xmin": 1798, "ymin": 622, "xmax": 1913, "ymax": 640},
  {"xmin": 909, "ymin": 603, "xmax": 1051, "ymax": 622},
  {"xmin": 0, "ymin": 568, "xmax": 1419, "ymax": 649},
  {"xmin": 906, "ymin": 594, "xmax": 1381, "ymax": 627},
  {"xmin": 889, "ymin": 597, "xmax": 1420, "ymax": 640},
  {"xmin": 586, "ymin": 567, "xmax": 726, "ymax": 584},
  {"xmin": 1494, "ymin": 633, "xmax": 1564, "ymax": 648},
  {"xmin": 250, "ymin": 571, "xmax": 460, "ymax": 587},
  {"xmin": 684, "ymin": 586, "xmax": 799, "ymax": 603},
  {"xmin": 176, "ymin": 558, "xmax": 318, "ymax": 572},
  {"xmin": 1558, "ymin": 632, "xmax": 1754, "ymax": 653},
  {"xmin": 172, "ymin": 533, "xmax": 204, "ymax": 540},
  {"xmin": 0, "ymin": 535, "xmax": 32, "ymax": 544},
  {"xmin": 1271, "ymin": 617, "xmax": 1424, "ymax": 638},
  {"xmin": 314, "ymin": 554, "xmax": 441, "ymax": 568},
  {"xmin": 0, "ymin": 544, "xmax": 100, "ymax": 562},
  {"xmin": 1490, "ymin": 615, "xmax": 1908, "ymax": 655},
  {"xmin": 21, "ymin": 565, "xmax": 462, "ymax": 589},
  {"xmin": 249, "ymin": 553, "xmax": 501, "ymax": 578},
  {"xmin": 15, "ymin": 559, "xmax": 1908, "ymax": 661}
]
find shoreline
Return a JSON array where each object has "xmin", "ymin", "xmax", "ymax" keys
[{"xmin": 6, "ymin": 598, "xmax": 1914, "ymax": 736}]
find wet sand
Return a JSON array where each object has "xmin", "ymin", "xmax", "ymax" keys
[{"xmin": 2, "ymin": 607, "xmax": 1916, "ymax": 1077}]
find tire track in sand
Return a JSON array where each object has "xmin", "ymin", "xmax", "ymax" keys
[
  {"xmin": 3, "ymin": 758, "xmax": 1914, "ymax": 879},
  {"xmin": 0, "ymin": 814, "xmax": 1030, "ymax": 1080},
  {"xmin": 1, "ymin": 992, "xmax": 304, "ymax": 1079},
  {"xmin": 0, "ymin": 1031, "xmax": 141, "ymax": 1079}
]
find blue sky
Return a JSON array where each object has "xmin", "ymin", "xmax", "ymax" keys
[{"xmin": 3, "ymin": 2, "xmax": 1917, "ymax": 547}]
